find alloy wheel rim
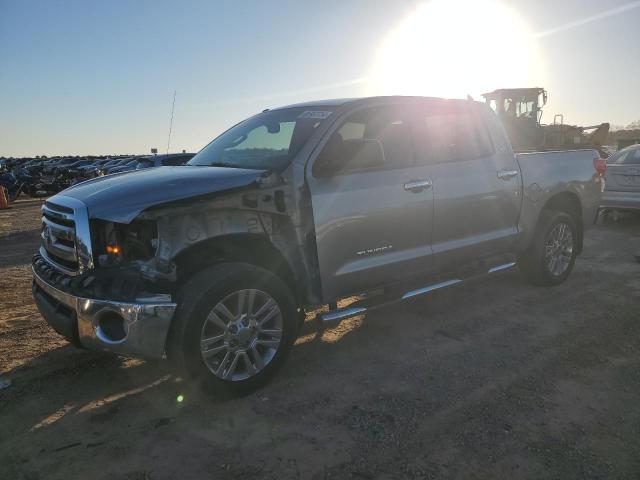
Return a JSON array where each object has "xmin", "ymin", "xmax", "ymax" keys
[
  {"xmin": 544, "ymin": 222, "xmax": 573, "ymax": 276},
  {"xmin": 200, "ymin": 289, "xmax": 283, "ymax": 381}
]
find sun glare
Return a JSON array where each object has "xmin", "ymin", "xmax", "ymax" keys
[{"xmin": 369, "ymin": 0, "xmax": 542, "ymax": 99}]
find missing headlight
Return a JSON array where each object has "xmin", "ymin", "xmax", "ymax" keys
[{"xmin": 93, "ymin": 219, "xmax": 158, "ymax": 267}]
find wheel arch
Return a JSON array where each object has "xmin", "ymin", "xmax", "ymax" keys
[{"xmin": 172, "ymin": 233, "xmax": 300, "ymax": 302}]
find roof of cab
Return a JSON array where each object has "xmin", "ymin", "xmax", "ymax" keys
[
  {"xmin": 270, "ymin": 98, "xmax": 357, "ymax": 110},
  {"xmin": 271, "ymin": 95, "xmax": 472, "ymax": 111}
]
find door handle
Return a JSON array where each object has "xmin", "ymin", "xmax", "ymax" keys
[
  {"xmin": 497, "ymin": 169, "xmax": 519, "ymax": 180},
  {"xmin": 404, "ymin": 179, "xmax": 432, "ymax": 192}
]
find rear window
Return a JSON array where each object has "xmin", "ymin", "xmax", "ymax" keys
[{"xmin": 608, "ymin": 148, "xmax": 640, "ymax": 165}]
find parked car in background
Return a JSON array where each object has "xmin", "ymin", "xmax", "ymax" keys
[
  {"xmin": 96, "ymin": 158, "xmax": 125, "ymax": 174},
  {"xmin": 78, "ymin": 158, "xmax": 112, "ymax": 172},
  {"xmin": 68, "ymin": 158, "xmax": 114, "ymax": 183},
  {"xmin": 37, "ymin": 158, "xmax": 78, "ymax": 189},
  {"xmin": 56, "ymin": 159, "xmax": 94, "ymax": 187},
  {"xmin": 107, "ymin": 158, "xmax": 140, "ymax": 174},
  {"xmin": 602, "ymin": 144, "xmax": 640, "ymax": 212},
  {"xmin": 135, "ymin": 153, "xmax": 195, "ymax": 170},
  {"xmin": 0, "ymin": 169, "xmax": 25, "ymax": 202},
  {"xmin": 22, "ymin": 159, "xmax": 49, "ymax": 177},
  {"xmin": 100, "ymin": 157, "xmax": 138, "ymax": 175},
  {"xmin": 64, "ymin": 159, "xmax": 93, "ymax": 174},
  {"xmin": 41, "ymin": 157, "xmax": 77, "ymax": 175}
]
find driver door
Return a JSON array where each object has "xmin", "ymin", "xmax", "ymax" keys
[{"xmin": 306, "ymin": 104, "xmax": 434, "ymax": 302}]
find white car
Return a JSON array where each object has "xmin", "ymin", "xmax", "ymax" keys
[{"xmin": 602, "ymin": 144, "xmax": 640, "ymax": 212}]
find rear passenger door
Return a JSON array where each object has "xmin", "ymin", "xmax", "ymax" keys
[
  {"xmin": 415, "ymin": 102, "xmax": 521, "ymax": 275},
  {"xmin": 307, "ymin": 104, "xmax": 434, "ymax": 301}
]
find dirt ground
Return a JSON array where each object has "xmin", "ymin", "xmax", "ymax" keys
[{"xmin": 1, "ymin": 198, "xmax": 639, "ymax": 480}]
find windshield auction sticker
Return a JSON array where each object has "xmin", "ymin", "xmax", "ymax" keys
[{"xmin": 298, "ymin": 110, "xmax": 333, "ymax": 119}]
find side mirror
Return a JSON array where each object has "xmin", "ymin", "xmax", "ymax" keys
[{"xmin": 266, "ymin": 122, "xmax": 281, "ymax": 134}]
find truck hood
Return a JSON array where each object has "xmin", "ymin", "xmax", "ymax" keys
[{"xmin": 58, "ymin": 165, "xmax": 268, "ymax": 223}]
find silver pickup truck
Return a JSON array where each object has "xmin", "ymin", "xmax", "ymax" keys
[{"xmin": 32, "ymin": 96, "xmax": 604, "ymax": 392}]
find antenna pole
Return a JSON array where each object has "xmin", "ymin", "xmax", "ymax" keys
[{"xmin": 166, "ymin": 90, "xmax": 176, "ymax": 154}]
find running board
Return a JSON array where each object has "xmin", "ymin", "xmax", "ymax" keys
[
  {"xmin": 318, "ymin": 307, "xmax": 367, "ymax": 323},
  {"xmin": 317, "ymin": 262, "xmax": 516, "ymax": 323},
  {"xmin": 488, "ymin": 261, "xmax": 516, "ymax": 273},
  {"xmin": 402, "ymin": 279, "xmax": 462, "ymax": 299}
]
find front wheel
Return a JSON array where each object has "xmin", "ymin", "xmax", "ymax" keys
[
  {"xmin": 167, "ymin": 263, "xmax": 298, "ymax": 393},
  {"xmin": 518, "ymin": 210, "xmax": 578, "ymax": 286}
]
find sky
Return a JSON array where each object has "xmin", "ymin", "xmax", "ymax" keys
[{"xmin": 1, "ymin": 0, "xmax": 639, "ymax": 157}]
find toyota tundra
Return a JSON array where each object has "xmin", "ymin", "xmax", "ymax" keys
[{"xmin": 32, "ymin": 96, "xmax": 605, "ymax": 392}]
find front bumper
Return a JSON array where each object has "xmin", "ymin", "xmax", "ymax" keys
[
  {"xmin": 601, "ymin": 190, "xmax": 640, "ymax": 211},
  {"xmin": 32, "ymin": 267, "xmax": 176, "ymax": 359}
]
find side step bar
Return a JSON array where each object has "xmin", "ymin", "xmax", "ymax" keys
[
  {"xmin": 488, "ymin": 261, "xmax": 516, "ymax": 273},
  {"xmin": 402, "ymin": 279, "xmax": 462, "ymax": 299},
  {"xmin": 317, "ymin": 262, "xmax": 517, "ymax": 323},
  {"xmin": 319, "ymin": 307, "xmax": 367, "ymax": 323}
]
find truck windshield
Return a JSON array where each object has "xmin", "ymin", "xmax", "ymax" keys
[{"xmin": 188, "ymin": 107, "xmax": 334, "ymax": 170}]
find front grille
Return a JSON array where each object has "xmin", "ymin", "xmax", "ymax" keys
[
  {"xmin": 41, "ymin": 201, "xmax": 79, "ymax": 274},
  {"xmin": 38, "ymin": 196, "xmax": 94, "ymax": 276}
]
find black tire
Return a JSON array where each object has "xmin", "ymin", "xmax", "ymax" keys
[
  {"xmin": 166, "ymin": 263, "xmax": 298, "ymax": 394},
  {"xmin": 518, "ymin": 209, "xmax": 578, "ymax": 286}
]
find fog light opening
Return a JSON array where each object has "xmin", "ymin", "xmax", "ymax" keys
[{"xmin": 97, "ymin": 311, "xmax": 127, "ymax": 343}]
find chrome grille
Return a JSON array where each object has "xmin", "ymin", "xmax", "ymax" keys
[
  {"xmin": 40, "ymin": 196, "xmax": 94, "ymax": 276},
  {"xmin": 41, "ymin": 201, "xmax": 79, "ymax": 273}
]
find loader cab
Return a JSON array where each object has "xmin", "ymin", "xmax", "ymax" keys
[{"xmin": 483, "ymin": 88, "xmax": 547, "ymax": 151}]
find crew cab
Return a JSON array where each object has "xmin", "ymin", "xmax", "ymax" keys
[{"xmin": 32, "ymin": 96, "xmax": 604, "ymax": 392}]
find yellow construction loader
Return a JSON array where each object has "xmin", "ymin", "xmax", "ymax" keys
[{"xmin": 482, "ymin": 88, "xmax": 609, "ymax": 155}]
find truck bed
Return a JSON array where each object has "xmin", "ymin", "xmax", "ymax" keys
[{"xmin": 515, "ymin": 148, "xmax": 602, "ymax": 247}]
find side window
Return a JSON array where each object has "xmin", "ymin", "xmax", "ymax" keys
[
  {"xmin": 339, "ymin": 122, "xmax": 366, "ymax": 141},
  {"xmin": 313, "ymin": 106, "xmax": 414, "ymax": 177},
  {"xmin": 420, "ymin": 108, "xmax": 494, "ymax": 164}
]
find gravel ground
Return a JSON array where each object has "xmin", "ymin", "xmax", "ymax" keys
[{"xmin": 1, "ymin": 198, "xmax": 639, "ymax": 479}]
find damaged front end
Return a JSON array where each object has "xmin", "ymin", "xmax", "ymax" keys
[
  {"xmin": 32, "ymin": 196, "xmax": 177, "ymax": 359},
  {"xmin": 126, "ymin": 169, "xmax": 319, "ymax": 303},
  {"xmin": 88, "ymin": 217, "xmax": 175, "ymax": 298},
  {"xmin": 32, "ymin": 168, "xmax": 318, "ymax": 359}
]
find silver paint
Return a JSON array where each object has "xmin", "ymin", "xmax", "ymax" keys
[{"xmin": 305, "ymin": 99, "xmax": 601, "ymax": 302}]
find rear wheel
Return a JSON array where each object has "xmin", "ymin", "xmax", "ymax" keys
[
  {"xmin": 167, "ymin": 263, "xmax": 298, "ymax": 393},
  {"xmin": 518, "ymin": 210, "xmax": 578, "ymax": 286}
]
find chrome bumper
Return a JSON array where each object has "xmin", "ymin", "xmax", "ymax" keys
[{"xmin": 32, "ymin": 267, "xmax": 176, "ymax": 359}]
